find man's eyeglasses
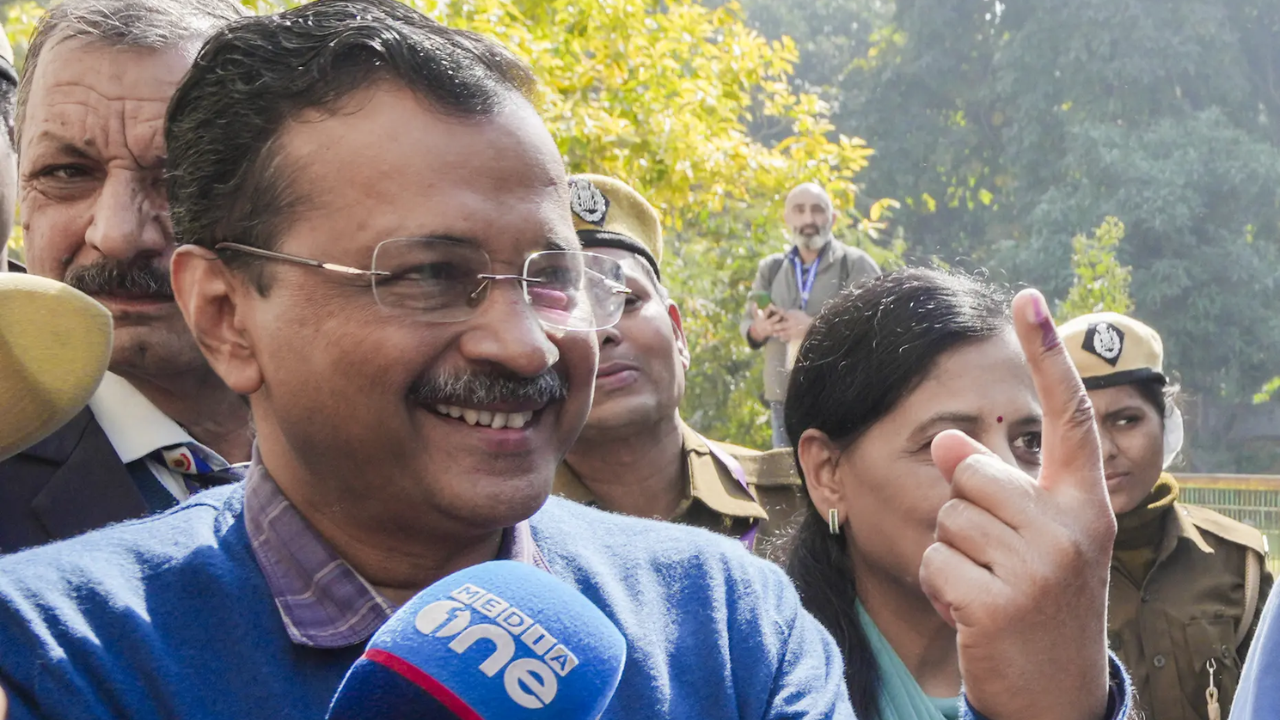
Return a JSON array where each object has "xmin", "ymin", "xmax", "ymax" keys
[{"xmin": 214, "ymin": 238, "xmax": 632, "ymax": 332}]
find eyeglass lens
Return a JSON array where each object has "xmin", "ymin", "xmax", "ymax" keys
[{"xmin": 370, "ymin": 239, "xmax": 626, "ymax": 330}]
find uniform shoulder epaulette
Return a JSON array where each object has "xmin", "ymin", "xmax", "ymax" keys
[
  {"xmin": 714, "ymin": 443, "xmax": 800, "ymax": 488},
  {"xmin": 1180, "ymin": 503, "xmax": 1270, "ymax": 557}
]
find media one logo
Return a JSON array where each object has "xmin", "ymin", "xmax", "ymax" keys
[{"xmin": 415, "ymin": 583, "xmax": 581, "ymax": 709}]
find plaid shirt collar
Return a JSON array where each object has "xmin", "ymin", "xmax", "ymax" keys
[{"xmin": 243, "ymin": 448, "xmax": 547, "ymax": 649}]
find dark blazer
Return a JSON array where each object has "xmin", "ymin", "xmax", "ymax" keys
[{"xmin": 0, "ymin": 408, "xmax": 149, "ymax": 554}]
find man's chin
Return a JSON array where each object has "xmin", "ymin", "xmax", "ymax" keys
[
  {"xmin": 580, "ymin": 399, "xmax": 664, "ymax": 438},
  {"xmin": 444, "ymin": 471, "xmax": 554, "ymax": 529}
]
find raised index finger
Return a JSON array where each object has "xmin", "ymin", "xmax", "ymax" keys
[{"xmin": 1011, "ymin": 289, "xmax": 1104, "ymax": 496}]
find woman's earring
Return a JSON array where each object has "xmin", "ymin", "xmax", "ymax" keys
[{"xmin": 828, "ymin": 507, "xmax": 841, "ymax": 535}]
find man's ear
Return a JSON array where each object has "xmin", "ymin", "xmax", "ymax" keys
[
  {"xmin": 797, "ymin": 427, "xmax": 846, "ymax": 526},
  {"xmin": 667, "ymin": 300, "xmax": 691, "ymax": 371},
  {"xmin": 170, "ymin": 246, "xmax": 264, "ymax": 396}
]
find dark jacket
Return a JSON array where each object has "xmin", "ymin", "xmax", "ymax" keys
[{"xmin": 0, "ymin": 408, "xmax": 148, "ymax": 554}]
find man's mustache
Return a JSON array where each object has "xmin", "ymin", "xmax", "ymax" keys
[
  {"xmin": 797, "ymin": 223, "xmax": 822, "ymax": 236},
  {"xmin": 64, "ymin": 258, "xmax": 174, "ymax": 299},
  {"xmin": 410, "ymin": 369, "xmax": 568, "ymax": 408}
]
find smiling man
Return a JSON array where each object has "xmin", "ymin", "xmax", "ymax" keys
[
  {"xmin": 0, "ymin": 2, "xmax": 853, "ymax": 718},
  {"xmin": 0, "ymin": 0, "xmax": 251, "ymax": 553},
  {"xmin": 558, "ymin": 175, "xmax": 804, "ymax": 556}
]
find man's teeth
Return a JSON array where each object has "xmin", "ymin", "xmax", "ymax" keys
[{"xmin": 433, "ymin": 404, "xmax": 532, "ymax": 429}]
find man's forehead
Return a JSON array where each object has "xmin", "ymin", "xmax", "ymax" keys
[
  {"xmin": 29, "ymin": 38, "xmax": 191, "ymax": 101},
  {"xmin": 268, "ymin": 84, "xmax": 574, "ymax": 259},
  {"xmin": 594, "ymin": 247, "xmax": 654, "ymax": 282},
  {"xmin": 786, "ymin": 185, "xmax": 829, "ymax": 207},
  {"xmin": 22, "ymin": 40, "xmax": 190, "ymax": 156}
]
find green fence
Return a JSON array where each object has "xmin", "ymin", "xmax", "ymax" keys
[{"xmin": 1179, "ymin": 475, "xmax": 1280, "ymax": 577}]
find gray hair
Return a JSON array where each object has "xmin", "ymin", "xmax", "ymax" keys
[{"xmin": 17, "ymin": 0, "xmax": 247, "ymax": 142}]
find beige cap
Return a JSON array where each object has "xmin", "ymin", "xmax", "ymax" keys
[
  {"xmin": 0, "ymin": 274, "xmax": 112, "ymax": 461},
  {"xmin": 568, "ymin": 174, "xmax": 663, "ymax": 278},
  {"xmin": 1060, "ymin": 312, "xmax": 1166, "ymax": 390}
]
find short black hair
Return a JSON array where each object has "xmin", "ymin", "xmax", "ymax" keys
[{"xmin": 165, "ymin": 0, "xmax": 537, "ymax": 288}]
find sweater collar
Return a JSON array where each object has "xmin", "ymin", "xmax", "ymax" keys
[{"xmin": 242, "ymin": 447, "xmax": 547, "ymax": 649}]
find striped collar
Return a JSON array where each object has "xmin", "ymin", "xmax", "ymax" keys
[{"xmin": 243, "ymin": 449, "xmax": 545, "ymax": 649}]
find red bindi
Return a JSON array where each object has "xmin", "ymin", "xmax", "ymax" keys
[{"xmin": 997, "ymin": 416, "xmax": 1004, "ymax": 424}]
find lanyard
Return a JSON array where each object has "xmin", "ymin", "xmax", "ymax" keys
[{"xmin": 790, "ymin": 245, "xmax": 825, "ymax": 311}]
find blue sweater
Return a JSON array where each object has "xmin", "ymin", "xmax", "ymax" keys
[
  {"xmin": 1231, "ymin": 586, "xmax": 1280, "ymax": 719},
  {"xmin": 0, "ymin": 485, "xmax": 853, "ymax": 719}
]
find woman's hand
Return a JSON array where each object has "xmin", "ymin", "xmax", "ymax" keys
[{"xmin": 920, "ymin": 289, "xmax": 1116, "ymax": 720}]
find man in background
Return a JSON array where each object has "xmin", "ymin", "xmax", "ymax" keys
[
  {"xmin": 0, "ymin": 0, "xmax": 250, "ymax": 553},
  {"xmin": 558, "ymin": 175, "xmax": 804, "ymax": 556},
  {"xmin": 743, "ymin": 182, "xmax": 880, "ymax": 447}
]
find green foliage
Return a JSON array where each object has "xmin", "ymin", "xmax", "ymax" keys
[
  {"xmin": 2, "ymin": 0, "xmax": 893, "ymax": 448},
  {"xmin": 1255, "ymin": 376, "xmax": 1280, "ymax": 405},
  {"xmin": 740, "ymin": 0, "xmax": 1280, "ymax": 469},
  {"xmin": 1056, "ymin": 216, "xmax": 1133, "ymax": 321},
  {"xmin": 0, "ymin": 0, "xmax": 893, "ymax": 447}
]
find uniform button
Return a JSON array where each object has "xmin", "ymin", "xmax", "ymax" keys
[
  {"xmin": 1223, "ymin": 646, "xmax": 1232, "ymax": 660},
  {"xmin": 1141, "ymin": 593, "xmax": 1152, "ymax": 603},
  {"xmin": 1153, "ymin": 655, "xmax": 1166, "ymax": 668}
]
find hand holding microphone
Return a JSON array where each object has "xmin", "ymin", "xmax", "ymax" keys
[{"xmin": 327, "ymin": 561, "xmax": 626, "ymax": 720}]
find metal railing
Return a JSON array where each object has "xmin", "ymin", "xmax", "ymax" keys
[{"xmin": 1178, "ymin": 474, "xmax": 1280, "ymax": 577}]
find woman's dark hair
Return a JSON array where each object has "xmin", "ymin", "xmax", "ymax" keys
[
  {"xmin": 783, "ymin": 268, "xmax": 1012, "ymax": 720},
  {"xmin": 1129, "ymin": 377, "xmax": 1182, "ymax": 422}
]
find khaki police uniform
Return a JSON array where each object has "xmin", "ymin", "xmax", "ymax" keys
[
  {"xmin": 1108, "ymin": 501, "xmax": 1271, "ymax": 720},
  {"xmin": 559, "ymin": 175, "xmax": 806, "ymax": 559},
  {"xmin": 1062, "ymin": 313, "xmax": 1273, "ymax": 720},
  {"xmin": 555, "ymin": 421, "xmax": 804, "ymax": 557}
]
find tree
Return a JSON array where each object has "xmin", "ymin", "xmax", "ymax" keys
[
  {"xmin": 6, "ymin": 0, "xmax": 896, "ymax": 449},
  {"xmin": 740, "ymin": 0, "xmax": 1280, "ymax": 469},
  {"xmin": 1056, "ymin": 216, "xmax": 1133, "ymax": 321}
]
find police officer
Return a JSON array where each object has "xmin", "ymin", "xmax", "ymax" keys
[
  {"xmin": 556, "ymin": 174, "xmax": 803, "ymax": 557},
  {"xmin": 1062, "ymin": 312, "xmax": 1272, "ymax": 720}
]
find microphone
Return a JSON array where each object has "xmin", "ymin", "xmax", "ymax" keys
[
  {"xmin": 0, "ymin": 274, "xmax": 112, "ymax": 462},
  {"xmin": 326, "ymin": 560, "xmax": 626, "ymax": 720}
]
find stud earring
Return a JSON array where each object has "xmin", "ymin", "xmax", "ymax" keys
[{"xmin": 828, "ymin": 507, "xmax": 841, "ymax": 535}]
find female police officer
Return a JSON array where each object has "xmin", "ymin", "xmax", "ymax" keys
[{"xmin": 1062, "ymin": 312, "xmax": 1272, "ymax": 720}]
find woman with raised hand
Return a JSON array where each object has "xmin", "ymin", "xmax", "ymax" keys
[
  {"xmin": 784, "ymin": 268, "xmax": 1130, "ymax": 720},
  {"xmin": 1060, "ymin": 313, "xmax": 1272, "ymax": 720}
]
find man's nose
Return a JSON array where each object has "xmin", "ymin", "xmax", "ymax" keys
[
  {"xmin": 596, "ymin": 321, "xmax": 622, "ymax": 349},
  {"xmin": 457, "ymin": 281, "xmax": 561, "ymax": 377},
  {"xmin": 83, "ymin": 171, "xmax": 169, "ymax": 261}
]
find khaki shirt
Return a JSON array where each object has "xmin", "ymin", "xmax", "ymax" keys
[
  {"xmin": 740, "ymin": 240, "xmax": 880, "ymax": 402},
  {"xmin": 1108, "ymin": 501, "xmax": 1273, "ymax": 720},
  {"xmin": 554, "ymin": 421, "xmax": 804, "ymax": 559}
]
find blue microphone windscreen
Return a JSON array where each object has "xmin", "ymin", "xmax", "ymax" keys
[{"xmin": 327, "ymin": 560, "xmax": 626, "ymax": 720}]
